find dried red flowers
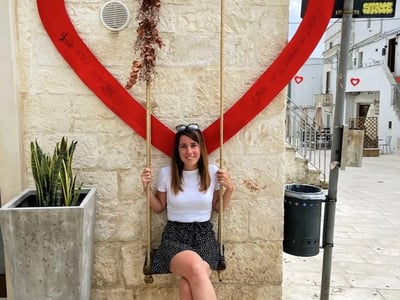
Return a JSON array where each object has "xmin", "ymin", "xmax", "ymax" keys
[{"xmin": 126, "ymin": 0, "xmax": 164, "ymax": 89}]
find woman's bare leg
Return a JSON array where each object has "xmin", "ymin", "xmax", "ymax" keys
[
  {"xmin": 170, "ymin": 250, "xmax": 216, "ymax": 300},
  {"xmin": 179, "ymin": 277, "xmax": 192, "ymax": 300}
]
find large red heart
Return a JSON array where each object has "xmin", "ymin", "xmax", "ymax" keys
[{"xmin": 37, "ymin": 0, "xmax": 333, "ymax": 156}]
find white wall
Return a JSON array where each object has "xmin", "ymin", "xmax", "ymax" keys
[
  {"xmin": 347, "ymin": 64, "xmax": 398, "ymax": 151},
  {"xmin": 0, "ymin": 0, "xmax": 23, "ymax": 203},
  {"xmin": 289, "ymin": 58, "xmax": 324, "ymax": 107}
]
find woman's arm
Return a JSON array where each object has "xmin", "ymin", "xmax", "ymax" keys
[{"xmin": 149, "ymin": 190, "xmax": 167, "ymax": 213}]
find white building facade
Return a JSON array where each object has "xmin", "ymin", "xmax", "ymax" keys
[
  {"xmin": 288, "ymin": 58, "xmax": 333, "ymax": 130},
  {"xmin": 323, "ymin": 3, "xmax": 400, "ymax": 153},
  {"xmin": 289, "ymin": 3, "xmax": 400, "ymax": 154}
]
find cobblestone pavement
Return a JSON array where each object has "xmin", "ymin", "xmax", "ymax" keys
[{"xmin": 283, "ymin": 151, "xmax": 400, "ymax": 300}]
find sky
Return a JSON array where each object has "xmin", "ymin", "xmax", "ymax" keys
[{"xmin": 289, "ymin": 0, "xmax": 325, "ymax": 58}]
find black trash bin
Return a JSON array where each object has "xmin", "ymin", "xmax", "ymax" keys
[{"xmin": 283, "ymin": 184, "xmax": 325, "ymax": 257}]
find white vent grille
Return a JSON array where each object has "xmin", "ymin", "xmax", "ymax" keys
[{"xmin": 100, "ymin": 1, "xmax": 130, "ymax": 32}]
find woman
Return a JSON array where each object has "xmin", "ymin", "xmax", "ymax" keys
[{"xmin": 141, "ymin": 123, "xmax": 234, "ymax": 300}]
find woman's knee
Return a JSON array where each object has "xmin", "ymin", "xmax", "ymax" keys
[
  {"xmin": 170, "ymin": 250, "xmax": 211, "ymax": 278},
  {"xmin": 187, "ymin": 260, "xmax": 209, "ymax": 277}
]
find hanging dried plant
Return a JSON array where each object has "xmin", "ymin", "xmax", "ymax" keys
[{"xmin": 126, "ymin": 0, "xmax": 164, "ymax": 89}]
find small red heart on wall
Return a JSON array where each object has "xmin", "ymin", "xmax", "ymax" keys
[
  {"xmin": 350, "ymin": 78, "xmax": 360, "ymax": 86},
  {"xmin": 37, "ymin": 0, "xmax": 334, "ymax": 156},
  {"xmin": 294, "ymin": 76, "xmax": 304, "ymax": 84}
]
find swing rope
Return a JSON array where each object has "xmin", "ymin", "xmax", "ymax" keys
[
  {"xmin": 217, "ymin": 0, "xmax": 226, "ymax": 282},
  {"xmin": 144, "ymin": 81, "xmax": 154, "ymax": 284},
  {"xmin": 143, "ymin": 0, "xmax": 226, "ymax": 283}
]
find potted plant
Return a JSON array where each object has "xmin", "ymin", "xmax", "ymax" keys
[{"xmin": 0, "ymin": 137, "xmax": 96, "ymax": 300}]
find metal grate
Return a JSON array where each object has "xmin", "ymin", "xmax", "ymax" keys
[
  {"xmin": 349, "ymin": 117, "xmax": 378, "ymax": 148},
  {"xmin": 100, "ymin": 1, "xmax": 130, "ymax": 32}
]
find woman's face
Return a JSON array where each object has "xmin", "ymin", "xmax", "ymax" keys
[{"xmin": 178, "ymin": 134, "xmax": 201, "ymax": 170}]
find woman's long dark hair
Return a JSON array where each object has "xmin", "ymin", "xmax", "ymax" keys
[{"xmin": 170, "ymin": 127, "xmax": 210, "ymax": 194}]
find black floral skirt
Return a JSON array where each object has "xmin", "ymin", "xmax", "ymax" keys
[{"xmin": 150, "ymin": 220, "xmax": 220, "ymax": 274}]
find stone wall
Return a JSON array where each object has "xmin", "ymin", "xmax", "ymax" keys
[{"xmin": 6, "ymin": 0, "xmax": 288, "ymax": 298}]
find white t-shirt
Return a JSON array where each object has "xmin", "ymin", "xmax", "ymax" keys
[{"xmin": 157, "ymin": 164, "xmax": 219, "ymax": 222}]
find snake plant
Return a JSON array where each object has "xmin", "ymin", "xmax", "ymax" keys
[{"xmin": 30, "ymin": 137, "xmax": 82, "ymax": 206}]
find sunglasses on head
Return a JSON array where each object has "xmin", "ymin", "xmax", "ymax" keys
[{"xmin": 175, "ymin": 123, "xmax": 200, "ymax": 132}]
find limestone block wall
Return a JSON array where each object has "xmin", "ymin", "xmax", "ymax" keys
[{"xmin": 10, "ymin": 0, "xmax": 288, "ymax": 299}]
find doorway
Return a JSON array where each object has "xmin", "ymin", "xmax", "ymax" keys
[
  {"xmin": 355, "ymin": 103, "xmax": 378, "ymax": 149},
  {"xmin": 358, "ymin": 104, "xmax": 370, "ymax": 118}
]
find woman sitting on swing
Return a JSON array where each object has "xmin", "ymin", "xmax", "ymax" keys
[{"xmin": 141, "ymin": 123, "xmax": 234, "ymax": 300}]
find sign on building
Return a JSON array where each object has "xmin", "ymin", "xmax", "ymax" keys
[
  {"xmin": 301, "ymin": 0, "xmax": 397, "ymax": 18},
  {"xmin": 315, "ymin": 94, "xmax": 333, "ymax": 107}
]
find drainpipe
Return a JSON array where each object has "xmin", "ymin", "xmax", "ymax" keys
[
  {"xmin": 0, "ymin": 188, "xmax": 6, "ymax": 297},
  {"xmin": 320, "ymin": 0, "xmax": 354, "ymax": 299}
]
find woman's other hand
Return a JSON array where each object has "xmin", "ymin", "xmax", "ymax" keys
[
  {"xmin": 217, "ymin": 169, "xmax": 234, "ymax": 191},
  {"xmin": 141, "ymin": 167, "xmax": 152, "ymax": 191}
]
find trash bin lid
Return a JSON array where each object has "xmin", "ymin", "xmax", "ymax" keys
[{"xmin": 285, "ymin": 184, "xmax": 325, "ymax": 200}]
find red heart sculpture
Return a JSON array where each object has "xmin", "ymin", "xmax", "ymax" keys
[
  {"xmin": 350, "ymin": 77, "xmax": 361, "ymax": 86},
  {"xmin": 294, "ymin": 76, "xmax": 304, "ymax": 84},
  {"xmin": 36, "ymin": 0, "xmax": 333, "ymax": 156}
]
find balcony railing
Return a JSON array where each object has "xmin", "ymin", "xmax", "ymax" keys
[{"xmin": 286, "ymin": 99, "xmax": 331, "ymax": 184}]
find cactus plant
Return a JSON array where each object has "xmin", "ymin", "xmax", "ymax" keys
[{"xmin": 30, "ymin": 137, "xmax": 82, "ymax": 206}]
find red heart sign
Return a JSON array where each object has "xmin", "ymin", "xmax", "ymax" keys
[
  {"xmin": 350, "ymin": 77, "xmax": 361, "ymax": 86},
  {"xmin": 294, "ymin": 76, "xmax": 304, "ymax": 84},
  {"xmin": 36, "ymin": 0, "xmax": 333, "ymax": 156}
]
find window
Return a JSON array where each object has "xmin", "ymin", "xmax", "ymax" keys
[
  {"xmin": 387, "ymin": 38, "xmax": 396, "ymax": 72},
  {"xmin": 325, "ymin": 71, "xmax": 331, "ymax": 94},
  {"xmin": 358, "ymin": 52, "xmax": 363, "ymax": 68}
]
